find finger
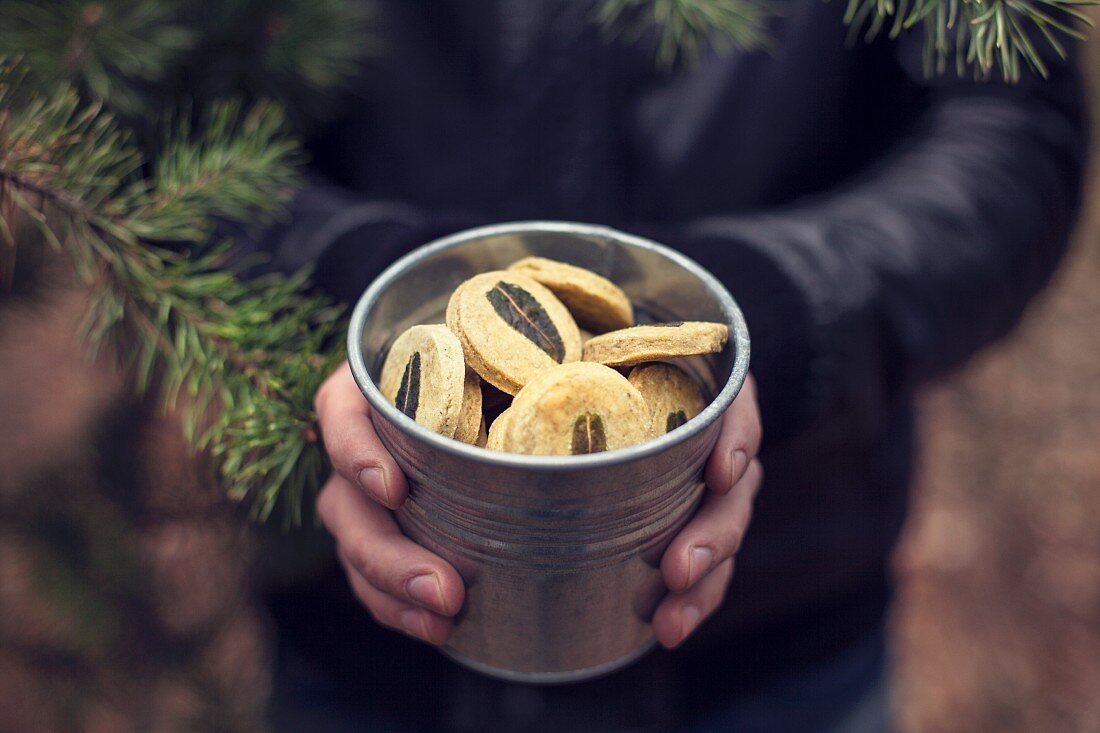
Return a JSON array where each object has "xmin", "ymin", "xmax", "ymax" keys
[
  {"xmin": 662, "ymin": 458, "xmax": 762, "ymax": 593},
  {"xmin": 653, "ymin": 557, "xmax": 735, "ymax": 649},
  {"xmin": 346, "ymin": 569, "xmax": 454, "ymax": 645},
  {"xmin": 317, "ymin": 474, "xmax": 465, "ymax": 616},
  {"xmin": 315, "ymin": 361, "xmax": 409, "ymax": 509},
  {"xmin": 704, "ymin": 373, "xmax": 761, "ymax": 495}
]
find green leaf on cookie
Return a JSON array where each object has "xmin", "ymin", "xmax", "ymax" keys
[
  {"xmin": 666, "ymin": 409, "xmax": 688, "ymax": 432},
  {"xmin": 571, "ymin": 412, "xmax": 608, "ymax": 454},
  {"xmin": 486, "ymin": 281, "xmax": 566, "ymax": 362},
  {"xmin": 395, "ymin": 351, "xmax": 421, "ymax": 419}
]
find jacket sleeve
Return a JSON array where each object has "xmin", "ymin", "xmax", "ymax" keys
[
  {"xmin": 235, "ymin": 174, "xmax": 480, "ymax": 304},
  {"xmin": 644, "ymin": 39, "xmax": 1089, "ymax": 443}
]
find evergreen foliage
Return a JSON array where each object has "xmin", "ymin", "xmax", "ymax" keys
[
  {"xmin": 0, "ymin": 58, "xmax": 346, "ymax": 524},
  {"xmin": 596, "ymin": 0, "xmax": 1095, "ymax": 79},
  {"xmin": 842, "ymin": 0, "xmax": 1096, "ymax": 79},
  {"xmin": 596, "ymin": 0, "xmax": 773, "ymax": 66}
]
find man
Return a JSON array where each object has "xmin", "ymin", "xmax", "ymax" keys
[{"xmin": 256, "ymin": 2, "xmax": 1087, "ymax": 730}]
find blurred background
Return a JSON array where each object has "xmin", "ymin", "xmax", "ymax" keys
[{"xmin": 2, "ymin": 10, "xmax": 1100, "ymax": 733}]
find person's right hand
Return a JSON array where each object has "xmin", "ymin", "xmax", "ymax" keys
[{"xmin": 314, "ymin": 361, "xmax": 466, "ymax": 646}]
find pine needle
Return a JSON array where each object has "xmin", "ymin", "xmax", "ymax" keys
[
  {"xmin": 595, "ymin": 0, "xmax": 773, "ymax": 68},
  {"xmin": 597, "ymin": 0, "xmax": 1094, "ymax": 80},
  {"xmin": 844, "ymin": 0, "xmax": 1098, "ymax": 81}
]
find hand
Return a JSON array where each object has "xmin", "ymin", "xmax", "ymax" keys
[
  {"xmin": 314, "ymin": 362, "xmax": 465, "ymax": 646},
  {"xmin": 651, "ymin": 373, "xmax": 762, "ymax": 649}
]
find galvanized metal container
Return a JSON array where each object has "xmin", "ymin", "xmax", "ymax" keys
[{"xmin": 347, "ymin": 221, "xmax": 750, "ymax": 683}]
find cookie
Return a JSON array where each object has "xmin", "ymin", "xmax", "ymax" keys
[
  {"xmin": 499, "ymin": 362, "xmax": 653, "ymax": 455},
  {"xmin": 486, "ymin": 407, "xmax": 514, "ymax": 451},
  {"xmin": 447, "ymin": 270, "xmax": 582, "ymax": 395},
  {"xmin": 508, "ymin": 257, "xmax": 633, "ymax": 333},
  {"xmin": 378, "ymin": 324, "xmax": 466, "ymax": 436},
  {"xmin": 628, "ymin": 363, "xmax": 707, "ymax": 435},
  {"xmin": 475, "ymin": 417, "xmax": 488, "ymax": 448},
  {"xmin": 452, "ymin": 368, "xmax": 484, "ymax": 444},
  {"xmin": 582, "ymin": 321, "xmax": 728, "ymax": 367}
]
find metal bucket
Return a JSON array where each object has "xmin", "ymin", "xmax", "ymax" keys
[{"xmin": 347, "ymin": 221, "xmax": 750, "ymax": 683}]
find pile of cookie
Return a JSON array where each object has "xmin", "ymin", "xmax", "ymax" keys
[{"xmin": 378, "ymin": 257, "xmax": 729, "ymax": 455}]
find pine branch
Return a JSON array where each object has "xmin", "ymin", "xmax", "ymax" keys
[
  {"xmin": 0, "ymin": 0, "xmax": 372, "ymax": 131},
  {"xmin": 0, "ymin": 0, "xmax": 195, "ymax": 115},
  {"xmin": 595, "ymin": 0, "xmax": 773, "ymax": 67},
  {"xmin": 126, "ymin": 100, "xmax": 301, "ymax": 243},
  {"xmin": 244, "ymin": 0, "xmax": 373, "ymax": 94},
  {"xmin": 843, "ymin": 0, "xmax": 1098, "ymax": 80},
  {"xmin": 0, "ymin": 58, "xmax": 345, "ymax": 525},
  {"xmin": 170, "ymin": 0, "xmax": 375, "ymax": 131},
  {"xmin": 596, "ymin": 0, "xmax": 1094, "ymax": 80}
]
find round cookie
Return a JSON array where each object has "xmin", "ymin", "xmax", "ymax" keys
[
  {"xmin": 582, "ymin": 321, "xmax": 729, "ymax": 368},
  {"xmin": 475, "ymin": 417, "xmax": 488, "ymax": 448},
  {"xmin": 452, "ymin": 368, "xmax": 484, "ymax": 444},
  {"xmin": 447, "ymin": 271, "xmax": 582, "ymax": 395},
  {"xmin": 486, "ymin": 407, "xmax": 515, "ymax": 452},
  {"xmin": 508, "ymin": 257, "xmax": 634, "ymax": 333},
  {"xmin": 628, "ymin": 363, "xmax": 707, "ymax": 435},
  {"xmin": 500, "ymin": 362, "xmax": 653, "ymax": 456},
  {"xmin": 378, "ymin": 324, "xmax": 466, "ymax": 436}
]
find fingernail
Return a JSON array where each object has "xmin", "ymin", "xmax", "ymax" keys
[
  {"xmin": 399, "ymin": 609, "xmax": 428, "ymax": 639},
  {"xmin": 679, "ymin": 605, "xmax": 702, "ymax": 644},
  {"xmin": 406, "ymin": 573, "xmax": 447, "ymax": 614},
  {"xmin": 688, "ymin": 546, "xmax": 714, "ymax": 587},
  {"xmin": 357, "ymin": 467, "xmax": 390, "ymax": 505},
  {"xmin": 731, "ymin": 449, "xmax": 748, "ymax": 485}
]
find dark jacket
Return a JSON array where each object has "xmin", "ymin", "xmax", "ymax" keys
[{"xmin": 258, "ymin": 1, "xmax": 1088, "ymax": 729}]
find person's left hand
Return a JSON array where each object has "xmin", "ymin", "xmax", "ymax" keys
[{"xmin": 651, "ymin": 373, "xmax": 762, "ymax": 649}]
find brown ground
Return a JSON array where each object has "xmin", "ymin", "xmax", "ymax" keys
[{"xmin": 3, "ymin": 35, "xmax": 1100, "ymax": 733}]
